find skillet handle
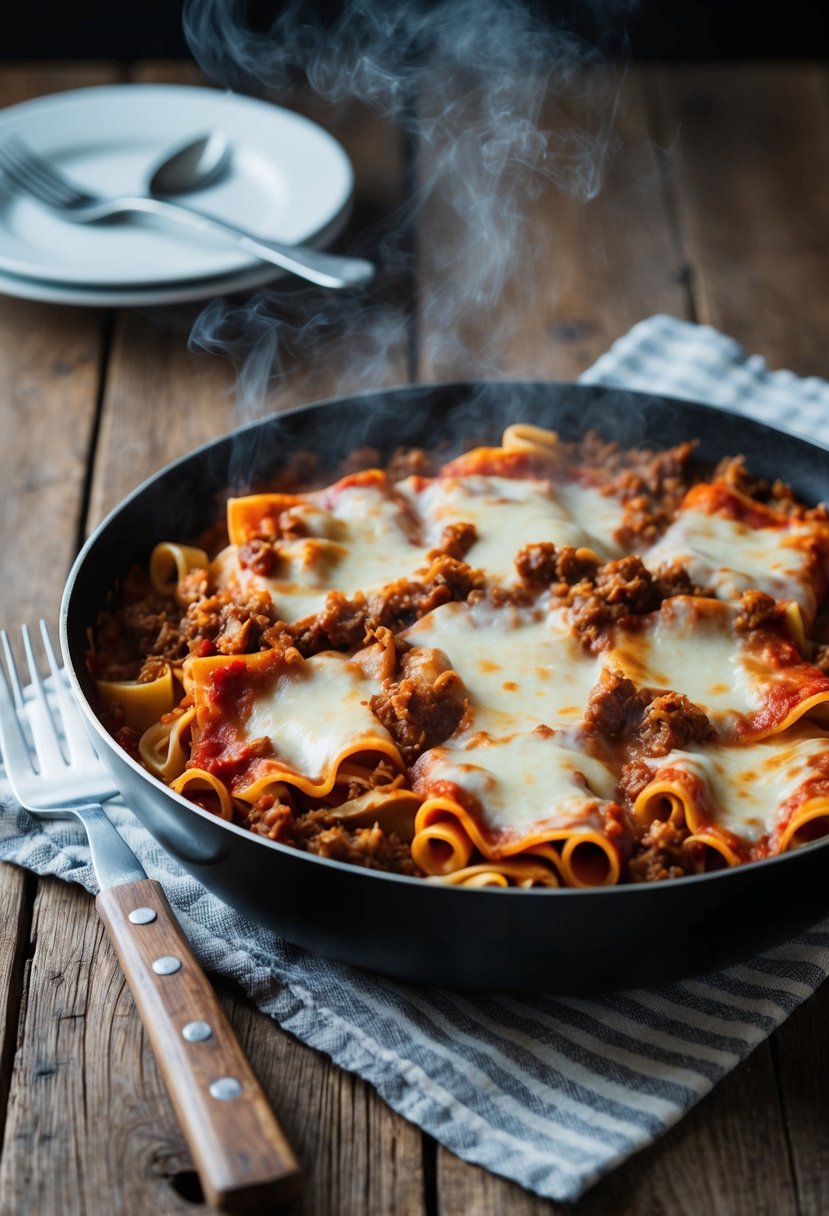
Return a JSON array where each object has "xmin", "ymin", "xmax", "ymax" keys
[{"xmin": 96, "ymin": 877, "xmax": 301, "ymax": 1212}]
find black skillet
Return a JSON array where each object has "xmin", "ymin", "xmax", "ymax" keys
[{"xmin": 60, "ymin": 381, "xmax": 829, "ymax": 994}]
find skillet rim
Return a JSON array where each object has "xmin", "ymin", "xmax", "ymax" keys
[{"xmin": 59, "ymin": 377, "xmax": 829, "ymax": 900}]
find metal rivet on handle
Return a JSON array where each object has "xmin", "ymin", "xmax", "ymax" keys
[
  {"xmin": 152, "ymin": 955, "xmax": 182, "ymax": 976},
  {"xmin": 128, "ymin": 907, "xmax": 157, "ymax": 925},
  {"xmin": 182, "ymin": 1020, "xmax": 213, "ymax": 1043},
  {"xmin": 209, "ymin": 1077, "xmax": 242, "ymax": 1100}
]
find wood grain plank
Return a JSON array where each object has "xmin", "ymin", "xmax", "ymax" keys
[
  {"xmin": 0, "ymin": 878, "xmax": 197, "ymax": 1216},
  {"xmin": 0, "ymin": 866, "xmax": 32, "ymax": 1156},
  {"xmin": 86, "ymin": 310, "xmax": 236, "ymax": 527},
  {"xmin": 218, "ymin": 979, "xmax": 425, "ymax": 1216},
  {"xmin": 772, "ymin": 984, "xmax": 829, "ymax": 1216},
  {"xmin": 0, "ymin": 65, "xmax": 117, "ymax": 625},
  {"xmin": 46, "ymin": 59, "xmax": 424, "ymax": 1216},
  {"xmin": 645, "ymin": 64, "xmax": 829, "ymax": 374},
  {"xmin": 416, "ymin": 66, "xmax": 687, "ymax": 384}
]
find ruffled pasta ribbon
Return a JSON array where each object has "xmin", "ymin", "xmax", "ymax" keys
[
  {"xmin": 138, "ymin": 707, "xmax": 196, "ymax": 783},
  {"xmin": 501, "ymin": 423, "xmax": 559, "ymax": 453},
  {"xmin": 411, "ymin": 801, "xmax": 623, "ymax": 888},
  {"xmin": 777, "ymin": 797, "xmax": 829, "ymax": 851},
  {"xmin": 634, "ymin": 758, "xmax": 829, "ymax": 872},
  {"xmin": 633, "ymin": 765, "xmax": 741, "ymax": 872},
  {"xmin": 170, "ymin": 769, "xmax": 235, "ymax": 821},
  {"xmin": 97, "ymin": 664, "xmax": 177, "ymax": 734},
  {"xmin": 149, "ymin": 542, "xmax": 209, "ymax": 599},
  {"xmin": 430, "ymin": 858, "xmax": 560, "ymax": 888}
]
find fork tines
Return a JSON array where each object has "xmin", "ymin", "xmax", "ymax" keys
[
  {"xmin": 1, "ymin": 622, "xmax": 93, "ymax": 773},
  {"xmin": 0, "ymin": 135, "xmax": 88, "ymax": 208}
]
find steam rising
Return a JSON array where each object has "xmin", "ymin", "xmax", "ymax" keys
[{"xmin": 183, "ymin": 0, "xmax": 636, "ymax": 415}]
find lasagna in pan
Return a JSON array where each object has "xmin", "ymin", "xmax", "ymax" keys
[{"xmin": 90, "ymin": 423, "xmax": 829, "ymax": 888}]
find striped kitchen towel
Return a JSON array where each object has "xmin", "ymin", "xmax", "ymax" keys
[{"xmin": 3, "ymin": 312, "xmax": 829, "ymax": 1202}]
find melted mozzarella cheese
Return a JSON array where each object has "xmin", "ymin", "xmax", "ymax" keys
[
  {"xmin": 210, "ymin": 544, "xmax": 331, "ymax": 622},
  {"xmin": 215, "ymin": 481, "xmax": 427, "ymax": 622},
  {"xmin": 403, "ymin": 474, "xmax": 589, "ymax": 581},
  {"xmin": 187, "ymin": 649, "xmax": 396, "ymax": 790},
  {"xmin": 555, "ymin": 479, "xmax": 626, "ymax": 558},
  {"xmin": 642, "ymin": 728, "xmax": 829, "ymax": 842},
  {"xmin": 602, "ymin": 597, "xmax": 761, "ymax": 726},
  {"xmin": 418, "ymin": 731, "xmax": 616, "ymax": 833},
  {"xmin": 602, "ymin": 596, "xmax": 829, "ymax": 738},
  {"xmin": 217, "ymin": 465, "xmax": 627, "ymax": 622},
  {"xmin": 404, "ymin": 597, "xmax": 602, "ymax": 733},
  {"xmin": 644, "ymin": 507, "xmax": 818, "ymax": 616},
  {"xmin": 244, "ymin": 651, "xmax": 392, "ymax": 782}
]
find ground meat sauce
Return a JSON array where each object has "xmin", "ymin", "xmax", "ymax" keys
[
  {"xmin": 94, "ymin": 569, "xmax": 188, "ymax": 681},
  {"xmin": 242, "ymin": 792, "xmax": 418, "ymax": 875},
  {"xmin": 627, "ymin": 819, "xmax": 693, "ymax": 882},
  {"xmin": 429, "ymin": 521, "xmax": 478, "ymax": 561},
  {"xmin": 268, "ymin": 808, "xmax": 419, "ymax": 875},
  {"xmin": 734, "ymin": 589, "xmax": 782, "ymax": 632},
  {"xmin": 184, "ymin": 588, "xmax": 278, "ymax": 656},
  {"xmin": 91, "ymin": 429, "xmax": 829, "ymax": 885},
  {"xmin": 586, "ymin": 669, "xmax": 714, "ymax": 755},
  {"xmin": 584, "ymin": 435, "xmax": 696, "ymax": 548},
  {"xmin": 714, "ymin": 454, "xmax": 829, "ymax": 522},
  {"xmin": 284, "ymin": 558, "xmax": 486, "ymax": 660},
  {"xmin": 526, "ymin": 549, "xmax": 709, "ymax": 652},
  {"xmin": 370, "ymin": 647, "xmax": 469, "ymax": 765}
]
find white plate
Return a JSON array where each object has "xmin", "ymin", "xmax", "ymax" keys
[
  {"xmin": 0, "ymin": 84, "xmax": 354, "ymax": 289},
  {"xmin": 0, "ymin": 201, "xmax": 352, "ymax": 308}
]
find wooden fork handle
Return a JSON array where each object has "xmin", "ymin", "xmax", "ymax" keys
[{"xmin": 96, "ymin": 878, "xmax": 301, "ymax": 1212}]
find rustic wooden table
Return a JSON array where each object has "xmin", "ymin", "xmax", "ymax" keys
[{"xmin": 1, "ymin": 58, "xmax": 829, "ymax": 1216}]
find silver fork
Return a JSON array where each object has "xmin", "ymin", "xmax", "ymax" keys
[
  {"xmin": 0, "ymin": 622, "xmax": 300, "ymax": 1210},
  {"xmin": 1, "ymin": 624, "xmax": 119, "ymax": 796},
  {"xmin": 0, "ymin": 134, "xmax": 374, "ymax": 289}
]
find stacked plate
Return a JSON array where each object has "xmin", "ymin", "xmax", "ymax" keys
[{"xmin": 0, "ymin": 84, "xmax": 355, "ymax": 306}]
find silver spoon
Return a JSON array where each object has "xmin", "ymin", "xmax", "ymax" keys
[
  {"xmin": 2, "ymin": 132, "xmax": 375, "ymax": 290},
  {"xmin": 147, "ymin": 132, "xmax": 375, "ymax": 290}
]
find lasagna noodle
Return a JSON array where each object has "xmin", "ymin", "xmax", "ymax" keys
[
  {"xmin": 139, "ymin": 706, "xmax": 196, "ymax": 782},
  {"xmin": 433, "ymin": 858, "xmax": 561, "ymax": 888},
  {"xmin": 501, "ymin": 422, "xmax": 559, "ymax": 453},
  {"xmin": 149, "ymin": 542, "xmax": 209, "ymax": 598},
  {"xmin": 221, "ymin": 450, "xmax": 626, "ymax": 622},
  {"xmin": 633, "ymin": 724, "xmax": 829, "ymax": 868},
  {"xmin": 601, "ymin": 596, "xmax": 829, "ymax": 740},
  {"xmin": 183, "ymin": 640, "xmax": 403, "ymax": 803},
  {"xmin": 222, "ymin": 470, "xmax": 425, "ymax": 622},
  {"xmin": 97, "ymin": 664, "xmax": 176, "ymax": 734},
  {"xmin": 642, "ymin": 480, "xmax": 829, "ymax": 627},
  {"xmin": 170, "ymin": 769, "xmax": 235, "ymax": 821},
  {"xmin": 411, "ymin": 730, "xmax": 625, "ymax": 887}
]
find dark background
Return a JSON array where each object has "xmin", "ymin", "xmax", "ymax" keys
[{"xmin": 6, "ymin": 0, "xmax": 829, "ymax": 62}]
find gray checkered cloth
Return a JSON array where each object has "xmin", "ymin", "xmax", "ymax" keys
[{"xmin": 4, "ymin": 313, "xmax": 829, "ymax": 1202}]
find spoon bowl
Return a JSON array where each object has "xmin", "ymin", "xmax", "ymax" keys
[{"xmin": 149, "ymin": 132, "xmax": 232, "ymax": 197}]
